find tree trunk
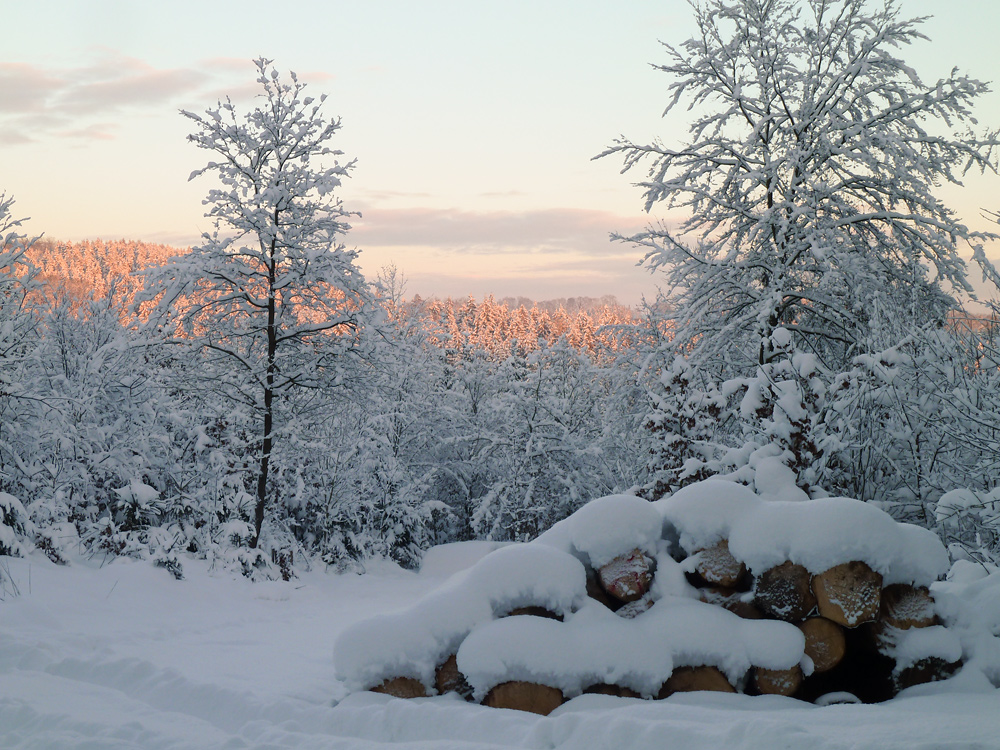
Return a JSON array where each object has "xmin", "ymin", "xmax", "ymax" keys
[{"xmin": 251, "ymin": 236, "xmax": 279, "ymax": 549}]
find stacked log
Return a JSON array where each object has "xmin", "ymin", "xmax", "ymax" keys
[
  {"xmin": 484, "ymin": 681, "xmax": 564, "ymax": 715},
  {"xmin": 754, "ymin": 562, "xmax": 816, "ymax": 622},
  {"xmin": 797, "ymin": 617, "xmax": 846, "ymax": 674},
  {"xmin": 358, "ymin": 525, "xmax": 959, "ymax": 709},
  {"xmin": 694, "ymin": 540, "xmax": 746, "ymax": 588},
  {"xmin": 435, "ymin": 654, "xmax": 474, "ymax": 699},
  {"xmin": 371, "ymin": 676, "xmax": 427, "ymax": 699},
  {"xmin": 752, "ymin": 666, "xmax": 803, "ymax": 697},
  {"xmin": 679, "ymin": 542, "xmax": 954, "ymax": 701},
  {"xmin": 871, "ymin": 583, "xmax": 961, "ymax": 693},
  {"xmin": 597, "ymin": 548, "xmax": 655, "ymax": 604},
  {"xmin": 812, "ymin": 561, "xmax": 882, "ymax": 627},
  {"xmin": 658, "ymin": 666, "xmax": 736, "ymax": 698}
]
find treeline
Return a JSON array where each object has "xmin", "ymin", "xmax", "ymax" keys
[
  {"xmin": 0, "ymin": 238, "xmax": 652, "ymax": 579},
  {"xmin": 26, "ymin": 238, "xmax": 181, "ymax": 305}
]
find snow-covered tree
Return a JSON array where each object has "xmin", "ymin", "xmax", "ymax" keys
[
  {"xmin": 0, "ymin": 193, "xmax": 40, "ymax": 410},
  {"xmin": 639, "ymin": 355, "xmax": 726, "ymax": 500},
  {"xmin": 0, "ymin": 194, "xmax": 41, "ymax": 559},
  {"xmin": 138, "ymin": 59, "xmax": 373, "ymax": 549},
  {"xmin": 601, "ymin": 0, "xmax": 997, "ymax": 371}
]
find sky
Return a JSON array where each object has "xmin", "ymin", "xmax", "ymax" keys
[{"xmin": 2, "ymin": 0, "xmax": 999, "ymax": 305}]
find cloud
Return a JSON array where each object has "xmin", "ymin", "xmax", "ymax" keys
[
  {"xmin": 349, "ymin": 205, "xmax": 669, "ymax": 305},
  {"xmin": 56, "ymin": 122, "xmax": 120, "ymax": 141},
  {"xmin": 0, "ymin": 63, "xmax": 64, "ymax": 114},
  {"xmin": 350, "ymin": 205, "xmax": 653, "ymax": 256},
  {"xmin": 60, "ymin": 66, "xmax": 207, "ymax": 113},
  {"xmin": 0, "ymin": 54, "xmax": 268, "ymax": 147},
  {"xmin": 391, "ymin": 260, "xmax": 660, "ymax": 306}
]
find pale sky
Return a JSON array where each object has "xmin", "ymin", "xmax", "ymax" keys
[{"xmin": 3, "ymin": 0, "xmax": 999, "ymax": 304}]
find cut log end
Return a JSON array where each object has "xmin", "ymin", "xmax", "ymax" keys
[
  {"xmin": 435, "ymin": 654, "xmax": 473, "ymax": 698},
  {"xmin": 616, "ymin": 594, "xmax": 655, "ymax": 619},
  {"xmin": 753, "ymin": 665, "xmax": 803, "ymax": 696},
  {"xmin": 582, "ymin": 683, "xmax": 642, "ymax": 699},
  {"xmin": 700, "ymin": 587, "xmax": 764, "ymax": 619},
  {"xmin": 880, "ymin": 584, "xmax": 936, "ymax": 631},
  {"xmin": 598, "ymin": 548, "xmax": 655, "ymax": 604},
  {"xmin": 694, "ymin": 539, "xmax": 746, "ymax": 588},
  {"xmin": 754, "ymin": 561, "xmax": 816, "ymax": 622},
  {"xmin": 658, "ymin": 666, "xmax": 736, "ymax": 699},
  {"xmin": 894, "ymin": 657, "xmax": 962, "ymax": 693},
  {"xmin": 798, "ymin": 617, "xmax": 847, "ymax": 674},
  {"xmin": 502, "ymin": 605, "xmax": 563, "ymax": 621},
  {"xmin": 813, "ymin": 561, "xmax": 882, "ymax": 627},
  {"xmin": 483, "ymin": 681, "xmax": 564, "ymax": 715},
  {"xmin": 370, "ymin": 676, "xmax": 427, "ymax": 699}
]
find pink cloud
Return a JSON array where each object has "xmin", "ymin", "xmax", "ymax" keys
[
  {"xmin": 349, "ymin": 205, "xmax": 653, "ymax": 256},
  {"xmin": 0, "ymin": 53, "xmax": 284, "ymax": 146}
]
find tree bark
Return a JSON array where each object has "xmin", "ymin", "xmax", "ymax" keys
[{"xmin": 251, "ymin": 235, "xmax": 279, "ymax": 549}]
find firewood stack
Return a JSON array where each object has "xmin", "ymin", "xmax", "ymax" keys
[
  {"xmin": 343, "ymin": 488, "xmax": 963, "ymax": 713},
  {"xmin": 669, "ymin": 542, "xmax": 960, "ymax": 703}
]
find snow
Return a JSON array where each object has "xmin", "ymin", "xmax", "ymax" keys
[
  {"xmin": 457, "ymin": 605, "xmax": 674, "ymax": 699},
  {"xmin": 455, "ymin": 597, "xmax": 802, "ymax": 700},
  {"xmin": 656, "ymin": 482, "xmax": 950, "ymax": 585},
  {"xmin": 562, "ymin": 493, "xmax": 662, "ymax": 568},
  {"xmin": 889, "ymin": 626, "xmax": 963, "ymax": 673},
  {"xmin": 2, "ymin": 550, "xmax": 1000, "ymax": 749},
  {"xmin": 420, "ymin": 541, "xmax": 509, "ymax": 577},
  {"xmin": 653, "ymin": 479, "xmax": 761, "ymax": 553},
  {"xmin": 932, "ymin": 564, "xmax": 1000, "ymax": 685},
  {"xmin": 334, "ymin": 543, "xmax": 587, "ymax": 692}
]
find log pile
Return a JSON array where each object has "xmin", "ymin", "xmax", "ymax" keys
[{"xmin": 349, "ymin": 490, "xmax": 962, "ymax": 712}]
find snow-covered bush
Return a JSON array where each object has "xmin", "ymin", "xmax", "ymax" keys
[{"xmin": 0, "ymin": 491, "xmax": 30, "ymax": 557}]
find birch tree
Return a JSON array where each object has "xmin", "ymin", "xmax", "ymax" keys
[{"xmin": 139, "ymin": 59, "xmax": 373, "ymax": 549}]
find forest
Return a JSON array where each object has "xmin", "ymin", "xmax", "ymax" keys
[{"xmin": 1, "ymin": 0, "xmax": 999, "ymax": 591}]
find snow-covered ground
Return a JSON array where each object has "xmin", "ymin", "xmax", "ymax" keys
[{"xmin": 2, "ymin": 548, "xmax": 1000, "ymax": 750}]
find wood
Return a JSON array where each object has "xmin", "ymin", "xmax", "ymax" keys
[
  {"xmin": 598, "ymin": 548, "xmax": 655, "ymax": 604},
  {"xmin": 657, "ymin": 666, "xmax": 736, "ymax": 698},
  {"xmin": 753, "ymin": 562, "xmax": 816, "ymax": 622},
  {"xmin": 893, "ymin": 656, "xmax": 961, "ymax": 693},
  {"xmin": 695, "ymin": 539, "xmax": 746, "ymax": 588},
  {"xmin": 371, "ymin": 676, "xmax": 427, "ymax": 698},
  {"xmin": 798, "ymin": 617, "xmax": 847, "ymax": 673},
  {"xmin": 700, "ymin": 587, "xmax": 763, "ymax": 619},
  {"xmin": 435, "ymin": 654, "xmax": 472, "ymax": 698},
  {"xmin": 503, "ymin": 606, "xmax": 562, "ymax": 620},
  {"xmin": 753, "ymin": 665, "xmax": 802, "ymax": 696},
  {"xmin": 483, "ymin": 681, "xmax": 564, "ymax": 715},
  {"xmin": 582, "ymin": 683, "xmax": 641, "ymax": 698},
  {"xmin": 879, "ymin": 584, "xmax": 936, "ymax": 631},
  {"xmin": 813, "ymin": 561, "xmax": 882, "ymax": 627},
  {"xmin": 616, "ymin": 596, "xmax": 654, "ymax": 619},
  {"xmin": 586, "ymin": 571, "xmax": 621, "ymax": 611}
]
